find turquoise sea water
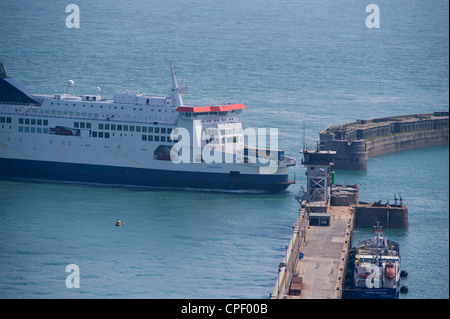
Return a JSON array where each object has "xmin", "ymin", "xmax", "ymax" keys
[{"xmin": 0, "ymin": 0, "xmax": 448, "ymax": 298}]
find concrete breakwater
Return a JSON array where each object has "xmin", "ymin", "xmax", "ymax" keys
[
  {"xmin": 355, "ymin": 201, "xmax": 408, "ymax": 229},
  {"xmin": 319, "ymin": 111, "xmax": 449, "ymax": 169}
]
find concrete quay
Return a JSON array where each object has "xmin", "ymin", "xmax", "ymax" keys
[
  {"xmin": 271, "ymin": 202, "xmax": 354, "ymax": 299},
  {"xmin": 292, "ymin": 205, "xmax": 353, "ymax": 299}
]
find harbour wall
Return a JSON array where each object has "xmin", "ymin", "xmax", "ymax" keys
[
  {"xmin": 365, "ymin": 129, "xmax": 448, "ymax": 159},
  {"xmin": 319, "ymin": 112, "xmax": 449, "ymax": 170},
  {"xmin": 355, "ymin": 202, "xmax": 408, "ymax": 229}
]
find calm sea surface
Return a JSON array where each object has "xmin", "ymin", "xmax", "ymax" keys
[{"xmin": 0, "ymin": 0, "xmax": 448, "ymax": 298}]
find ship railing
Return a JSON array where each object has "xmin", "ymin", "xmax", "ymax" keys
[{"xmin": 0, "ymin": 101, "xmax": 40, "ymax": 108}]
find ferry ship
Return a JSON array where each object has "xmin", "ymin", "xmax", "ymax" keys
[
  {"xmin": 0, "ymin": 63, "xmax": 295, "ymax": 192},
  {"xmin": 348, "ymin": 223, "xmax": 402, "ymax": 299}
]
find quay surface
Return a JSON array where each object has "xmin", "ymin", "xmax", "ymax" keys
[
  {"xmin": 271, "ymin": 202, "xmax": 354, "ymax": 299},
  {"xmin": 293, "ymin": 205, "xmax": 353, "ymax": 299}
]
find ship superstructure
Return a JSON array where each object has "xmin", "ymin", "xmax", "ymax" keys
[{"xmin": 0, "ymin": 63, "xmax": 295, "ymax": 192}]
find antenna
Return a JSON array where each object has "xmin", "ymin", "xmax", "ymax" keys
[{"xmin": 302, "ymin": 121, "xmax": 306, "ymax": 151}]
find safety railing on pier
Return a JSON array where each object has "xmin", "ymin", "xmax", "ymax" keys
[{"xmin": 271, "ymin": 200, "xmax": 309, "ymax": 299}]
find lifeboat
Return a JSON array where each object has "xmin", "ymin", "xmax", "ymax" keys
[
  {"xmin": 357, "ymin": 269, "xmax": 371, "ymax": 278},
  {"xmin": 385, "ymin": 263, "xmax": 396, "ymax": 280}
]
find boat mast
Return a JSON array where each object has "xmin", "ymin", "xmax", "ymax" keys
[{"xmin": 167, "ymin": 63, "xmax": 188, "ymax": 107}]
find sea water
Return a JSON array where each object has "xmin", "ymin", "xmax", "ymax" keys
[{"xmin": 0, "ymin": 0, "xmax": 448, "ymax": 298}]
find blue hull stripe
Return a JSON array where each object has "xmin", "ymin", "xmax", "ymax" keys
[
  {"xmin": 0, "ymin": 158, "xmax": 293, "ymax": 192},
  {"xmin": 343, "ymin": 287, "xmax": 399, "ymax": 299}
]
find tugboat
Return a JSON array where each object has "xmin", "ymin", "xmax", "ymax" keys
[{"xmin": 346, "ymin": 223, "xmax": 402, "ymax": 299}]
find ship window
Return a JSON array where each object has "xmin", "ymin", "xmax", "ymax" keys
[
  {"xmin": 142, "ymin": 135, "xmax": 147, "ymax": 141},
  {"xmin": 117, "ymin": 125, "xmax": 122, "ymax": 131},
  {"xmin": 19, "ymin": 126, "xmax": 23, "ymax": 132},
  {"xmin": 123, "ymin": 125, "xmax": 128, "ymax": 131},
  {"xmin": 161, "ymin": 128, "xmax": 166, "ymax": 134},
  {"xmin": 43, "ymin": 128, "xmax": 48, "ymax": 134},
  {"xmin": 87, "ymin": 123, "xmax": 91, "ymax": 129},
  {"xmin": 148, "ymin": 127, "xmax": 153, "ymax": 133},
  {"xmin": 105, "ymin": 124, "xmax": 110, "ymax": 130},
  {"xmin": 19, "ymin": 118, "xmax": 24, "ymax": 124},
  {"xmin": 136, "ymin": 126, "xmax": 141, "ymax": 132},
  {"xmin": 99, "ymin": 132, "xmax": 103, "ymax": 138},
  {"xmin": 130, "ymin": 126, "xmax": 134, "ymax": 132},
  {"xmin": 31, "ymin": 127, "xmax": 36, "ymax": 133},
  {"xmin": 80, "ymin": 122, "xmax": 86, "ymax": 128},
  {"xmin": 44, "ymin": 120, "xmax": 48, "ymax": 126},
  {"xmin": 25, "ymin": 119, "xmax": 30, "ymax": 124},
  {"xmin": 155, "ymin": 127, "xmax": 160, "ymax": 133},
  {"xmin": 99, "ymin": 123, "xmax": 104, "ymax": 129},
  {"xmin": 0, "ymin": 117, "xmax": 4, "ymax": 123},
  {"xmin": 148, "ymin": 135, "xmax": 153, "ymax": 141},
  {"xmin": 25, "ymin": 127, "xmax": 30, "ymax": 133},
  {"xmin": 92, "ymin": 131, "xmax": 97, "ymax": 137},
  {"xmin": 37, "ymin": 119, "xmax": 42, "ymax": 125},
  {"xmin": 142, "ymin": 127, "xmax": 147, "ymax": 133},
  {"xmin": 161, "ymin": 136, "xmax": 166, "ymax": 142},
  {"xmin": 155, "ymin": 136, "xmax": 160, "ymax": 142},
  {"xmin": 111, "ymin": 124, "xmax": 116, "ymax": 130},
  {"xmin": 37, "ymin": 127, "xmax": 42, "ymax": 133},
  {"xmin": 105, "ymin": 132, "xmax": 110, "ymax": 138}
]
